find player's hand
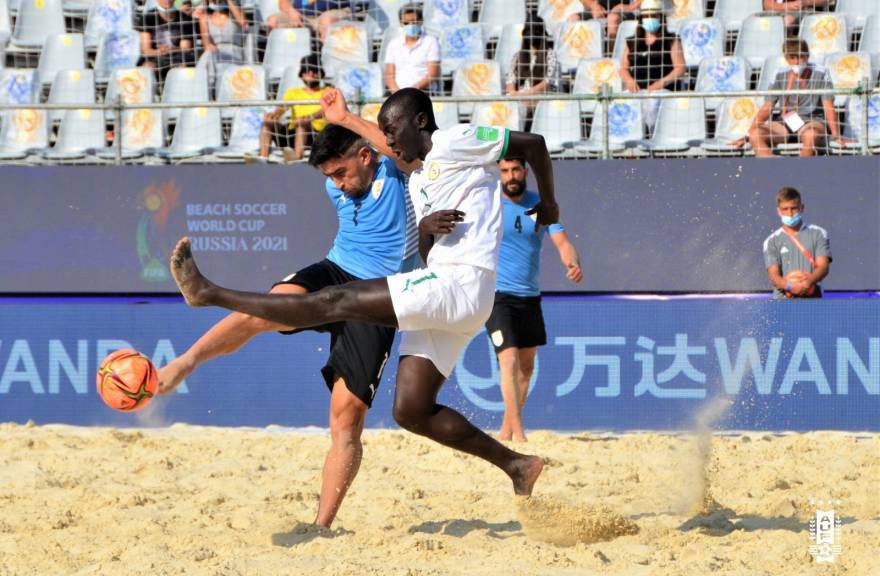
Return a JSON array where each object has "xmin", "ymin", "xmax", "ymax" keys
[
  {"xmin": 320, "ymin": 88, "xmax": 349, "ymax": 125},
  {"xmin": 525, "ymin": 202, "xmax": 559, "ymax": 227},
  {"xmin": 419, "ymin": 210, "xmax": 464, "ymax": 235},
  {"xmin": 566, "ymin": 261, "xmax": 583, "ymax": 284}
]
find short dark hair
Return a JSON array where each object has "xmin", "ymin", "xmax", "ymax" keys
[
  {"xmin": 398, "ymin": 3, "xmax": 422, "ymax": 21},
  {"xmin": 299, "ymin": 53, "xmax": 324, "ymax": 78},
  {"xmin": 783, "ymin": 37, "xmax": 810, "ymax": 59},
  {"xmin": 308, "ymin": 125, "xmax": 369, "ymax": 167},
  {"xmin": 378, "ymin": 87, "xmax": 437, "ymax": 130},
  {"xmin": 499, "ymin": 157, "xmax": 526, "ymax": 167},
  {"xmin": 776, "ymin": 186, "xmax": 802, "ymax": 205}
]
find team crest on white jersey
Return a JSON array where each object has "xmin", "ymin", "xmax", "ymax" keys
[
  {"xmin": 427, "ymin": 161, "xmax": 441, "ymax": 181},
  {"xmin": 372, "ymin": 178, "xmax": 384, "ymax": 199}
]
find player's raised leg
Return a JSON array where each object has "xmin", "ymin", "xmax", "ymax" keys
[
  {"xmin": 170, "ymin": 236, "xmax": 398, "ymax": 329},
  {"xmin": 315, "ymin": 377, "xmax": 367, "ymax": 526},
  {"xmin": 393, "ymin": 355, "xmax": 544, "ymax": 496},
  {"xmin": 157, "ymin": 283, "xmax": 306, "ymax": 394}
]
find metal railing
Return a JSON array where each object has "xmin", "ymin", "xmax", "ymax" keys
[{"xmin": 0, "ymin": 84, "xmax": 877, "ymax": 164}]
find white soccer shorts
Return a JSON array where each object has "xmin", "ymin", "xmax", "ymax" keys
[{"xmin": 387, "ymin": 264, "xmax": 496, "ymax": 377}]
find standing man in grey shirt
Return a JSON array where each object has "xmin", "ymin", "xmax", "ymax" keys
[
  {"xmin": 763, "ymin": 187, "xmax": 832, "ymax": 299},
  {"xmin": 740, "ymin": 38, "xmax": 848, "ymax": 157}
]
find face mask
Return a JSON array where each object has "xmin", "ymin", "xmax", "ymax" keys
[
  {"xmin": 641, "ymin": 18, "xmax": 661, "ymax": 33},
  {"xmin": 304, "ymin": 79, "xmax": 321, "ymax": 89},
  {"xmin": 402, "ymin": 23, "xmax": 421, "ymax": 37},
  {"xmin": 780, "ymin": 212, "xmax": 802, "ymax": 227},
  {"xmin": 790, "ymin": 64, "xmax": 803, "ymax": 76}
]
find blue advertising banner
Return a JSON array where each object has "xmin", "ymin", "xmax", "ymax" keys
[
  {"xmin": 1, "ymin": 157, "xmax": 877, "ymax": 293},
  {"xmin": 0, "ymin": 299, "xmax": 876, "ymax": 431}
]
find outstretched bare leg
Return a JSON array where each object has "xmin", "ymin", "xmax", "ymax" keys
[
  {"xmin": 170, "ymin": 237, "xmax": 398, "ymax": 329},
  {"xmin": 393, "ymin": 355, "xmax": 544, "ymax": 496}
]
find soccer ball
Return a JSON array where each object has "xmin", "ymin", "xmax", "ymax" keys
[
  {"xmin": 96, "ymin": 349, "xmax": 158, "ymax": 412},
  {"xmin": 783, "ymin": 269, "xmax": 816, "ymax": 299}
]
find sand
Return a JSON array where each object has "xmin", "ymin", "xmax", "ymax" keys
[{"xmin": 0, "ymin": 424, "xmax": 877, "ymax": 576}]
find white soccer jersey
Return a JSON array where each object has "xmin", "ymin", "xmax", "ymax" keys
[{"xmin": 407, "ymin": 124, "xmax": 510, "ymax": 271}]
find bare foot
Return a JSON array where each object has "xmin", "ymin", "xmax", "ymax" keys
[
  {"xmin": 157, "ymin": 356, "xmax": 195, "ymax": 395},
  {"xmin": 170, "ymin": 237, "xmax": 212, "ymax": 307},
  {"xmin": 498, "ymin": 428, "xmax": 512, "ymax": 442},
  {"xmin": 512, "ymin": 432, "xmax": 528, "ymax": 443},
  {"xmin": 509, "ymin": 455, "xmax": 544, "ymax": 496}
]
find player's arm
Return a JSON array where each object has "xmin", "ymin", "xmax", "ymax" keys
[
  {"xmin": 320, "ymin": 88, "xmax": 422, "ymax": 174},
  {"xmin": 767, "ymin": 264, "xmax": 788, "ymax": 292},
  {"xmin": 804, "ymin": 256, "xmax": 830, "ymax": 288},
  {"xmin": 418, "ymin": 210, "xmax": 464, "ymax": 261},
  {"xmin": 549, "ymin": 230, "xmax": 583, "ymax": 284},
  {"xmin": 504, "ymin": 131, "xmax": 558, "ymax": 225}
]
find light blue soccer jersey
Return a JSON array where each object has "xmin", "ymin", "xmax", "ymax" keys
[
  {"xmin": 496, "ymin": 190, "xmax": 564, "ymax": 297},
  {"xmin": 326, "ymin": 155, "xmax": 418, "ymax": 279}
]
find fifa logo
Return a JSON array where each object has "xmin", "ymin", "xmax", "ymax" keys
[
  {"xmin": 137, "ymin": 179, "xmax": 181, "ymax": 283},
  {"xmin": 808, "ymin": 498, "xmax": 843, "ymax": 563}
]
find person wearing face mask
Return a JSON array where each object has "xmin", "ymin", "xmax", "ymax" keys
[
  {"xmin": 383, "ymin": 4, "xmax": 440, "ymax": 94},
  {"xmin": 763, "ymin": 187, "xmax": 831, "ymax": 299},
  {"xmin": 618, "ymin": 0, "xmax": 685, "ymax": 130},
  {"xmin": 260, "ymin": 54, "xmax": 332, "ymax": 160},
  {"xmin": 740, "ymin": 38, "xmax": 848, "ymax": 157},
  {"xmin": 138, "ymin": 0, "xmax": 198, "ymax": 82}
]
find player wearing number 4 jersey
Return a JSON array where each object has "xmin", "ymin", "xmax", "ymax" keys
[
  {"xmin": 158, "ymin": 123, "xmax": 418, "ymax": 528},
  {"xmin": 169, "ymin": 87, "xmax": 560, "ymax": 497}
]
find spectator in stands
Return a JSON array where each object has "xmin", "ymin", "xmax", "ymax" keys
[
  {"xmin": 260, "ymin": 54, "xmax": 331, "ymax": 160},
  {"xmin": 742, "ymin": 38, "xmax": 847, "ymax": 157},
  {"xmin": 197, "ymin": 0, "xmax": 247, "ymax": 94},
  {"xmin": 581, "ymin": 0, "xmax": 642, "ymax": 43},
  {"xmin": 619, "ymin": 0, "xmax": 685, "ymax": 129},
  {"xmin": 505, "ymin": 19, "xmax": 560, "ymax": 129},
  {"xmin": 762, "ymin": 0, "xmax": 832, "ymax": 31},
  {"xmin": 138, "ymin": 0, "xmax": 198, "ymax": 82},
  {"xmin": 384, "ymin": 5, "xmax": 440, "ymax": 95},
  {"xmin": 763, "ymin": 186, "xmax": 831, "ymax": 299},
  {"xmin": 264, "ymin": 0, "xmax": 352, "ymax": 41}
]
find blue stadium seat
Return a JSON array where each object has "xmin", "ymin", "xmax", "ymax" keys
[
  {"xmin": 440, "ymin": 24, "xmax": 485, "ymax": 76},
  {"xmin": 84, "ymin": 0, "xmax": 134, "ymax": 49},
  {"xmin": 577, "ymin": 99, "xmax": 644, "ymax": 156},
  {"xmin": 104, "ymin": 67, "xmax": 154, "ymax": 120},
  {"xmin": 832, "ymin": 94, "xmax": 880, "ymax": 151},
  {"xmin": 859, "ymin": 15, "xmax": 880, "ymax": 71},
  {"xmin": 363, "ymin": 0, "xmax": 408, "ymax": 36},
  {"xmin": 612, "ymin": 20, "xmax": 637, "ymax": 66},
  {"xmin": 493, "ymin": 23, "xmax": 524, "ymax": 81},
  {"xmin": 94, "ymin": 32, "xmax": 142, "ymax": 83},
  {"xmin": 335, "ymin": 62, "xmax": 384, "ymax": 101},
  {"xmin": 216, "ymin": 107, "xmax": 264, "ymax": 159},
  {"xmin": 0, "ymin": 0, "xmax": 11, "ymax": 47},
  {"xmin": 537, "ymin": 0, "xmax": 584, "ymax": 38},
  {"xmin": 431, "ymin": 100, "xmax": 459, "ymax": 129},
  {"xmin": 278, "ymin": 64, "xmax": 305, "ymax": 95},
  {"xmin": 0, "ymin": 69, "xmax": 40, "ymax": 104},
  {"xmin": 424, "ymin": 0, "xmax": 470, "ymax": 36},
  {"xmin": 756, "ymin": 54, "xmax": 788, "ymax": 93},
  {"xmin": 98, "ymin": 108, "xmax": 165, "ymax": 159}
]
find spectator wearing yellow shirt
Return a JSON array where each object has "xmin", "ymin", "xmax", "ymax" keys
[{"xmin": 260, "ymin": 54, "xmax": 331, "ymax": 160}]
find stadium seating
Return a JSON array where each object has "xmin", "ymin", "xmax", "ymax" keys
[
  {"xmin": 712, "ymin": 0, "xmax": 762, "ymax": 34},
  {"xmin": 215, "ymin": 107, "xmax": 264, "ymax": 159},
  {"xmin": 800, "ymin": 14, "xmax": 848, "ymax": 64},
  {"xmin": 38, "ymin": 34, "xmax": 86, "ymax": 90},
  {"xmin": 334, "ymin": 62, "xmax": 384, "ymax": 101},
  {"xmin": 0, "ymin": 69, "xmax": 40, "ymax": 104},
  {"xmin": 576, "ymin": 98, "xmax": 644, "ymax": 156},
  {"xmin": 162, "ymin": 67, "xmax": 209, "ymax": 124},
  {"xmin": 694, "ymin": 56, "xmax": 751, "ymax": 111},
  {"xmin": 452, "ymin": 60, "xmax": 501, "ymax": 116},
  {"xmin": 702, "ymin": 96, "xmax": 760, "ymax": 155},
  {"xmin": 640, "ymin": 96, "xmax": 706, "ymax": 155},
  {"xmin": 440, "ymin": 24, "xmax": 485, "ymax": 76},
  {"xmin": 665, "ymin": 0, "xmax": 705, "ymax": 34},
  {"xmin": 554, "ymin": 20, "xmax": 604, "ymax": 74},
  {"xmin": 159, "ymin": 106, "xmax": 223, "ymax": 159},
  {"xmin": 363, "ymin": 0, "xmax": 408, "ymax": 36},
  {"xmin": 836, "ymin": 0, "xmax": 880, "ymax": 33},
  {"xmin": 263, "ymin": 28, "xmax": 312, "ymax": 84},
  {"xmin": 494, "ymin": 23, "xmax": 524, "ymax": 80},
  {"xmin": 530, "ymin": 99, "xmax": 582, "ymax": 152},
  {"xmin": 572, "ymin": 58, "xmax": 622, "ymax": 115},
  {"xmin": 679, "ymin": 18, "xmax": 726, "ymax": 71},
  {"xmin": 216, "ymin": 65, "xmax": 267, "ymax": 119},
  {"xmin": 833, "ymin": 94, "xmax": 880, "ymax": 151},
  {"xmin": 431, "ymin": 100, "xmax": 459, "ymax": 129},
  {"xmin": 0, "ymin": 109, "xmax": 48, "ymax": 159},
  {"xmin": 84, "ymin": 0, "xmax": 135, "ymax": 49},
  {"xmin": 94, "ymin": 32, "xmax": 142, "ymax": 83},
  {"xmin": 47, "ymin": 69, "xmax": 96, "ymax": 123},
  {"xmin": 97, "ymin": 108, "xmax": 164, "ymax": 159},
  {"xmin": 471, "ymin": 100, "xmax": 523, "ymax": 131},
  {"xmin": 537, "ymin": 0, "xmax": 584, "ymax": 38},
  {"xmin": 857, "ymin": 15, "xmax": 880, "ymax": 71},
  {"xmin": 43, "ymin": 108, "xmax": 105, "ymax": 160},
  {"xmin": 321, "ymin": 21, "xmax": 371, "ymax": 79},
  {"xmin": 104, "ymin": 68, "xmax": 154, "ymax": 121},
  {"xmin": 734, "ymin": 15, "xmax": 785, "ymax": 72},
  {"xmin": 825, "ymin": 53, "xmax": 873, "ymax": 107},
  {"xmin": 11, "ymin": 0, "xmax": 65, "ymax": 48},
  {"xmin": 424, "ymin": 0, "xmax": 470, "ymax": 35},
  {"xmin": 478, "ymin": 0, "xmax": 526, "ymax": 42}
]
